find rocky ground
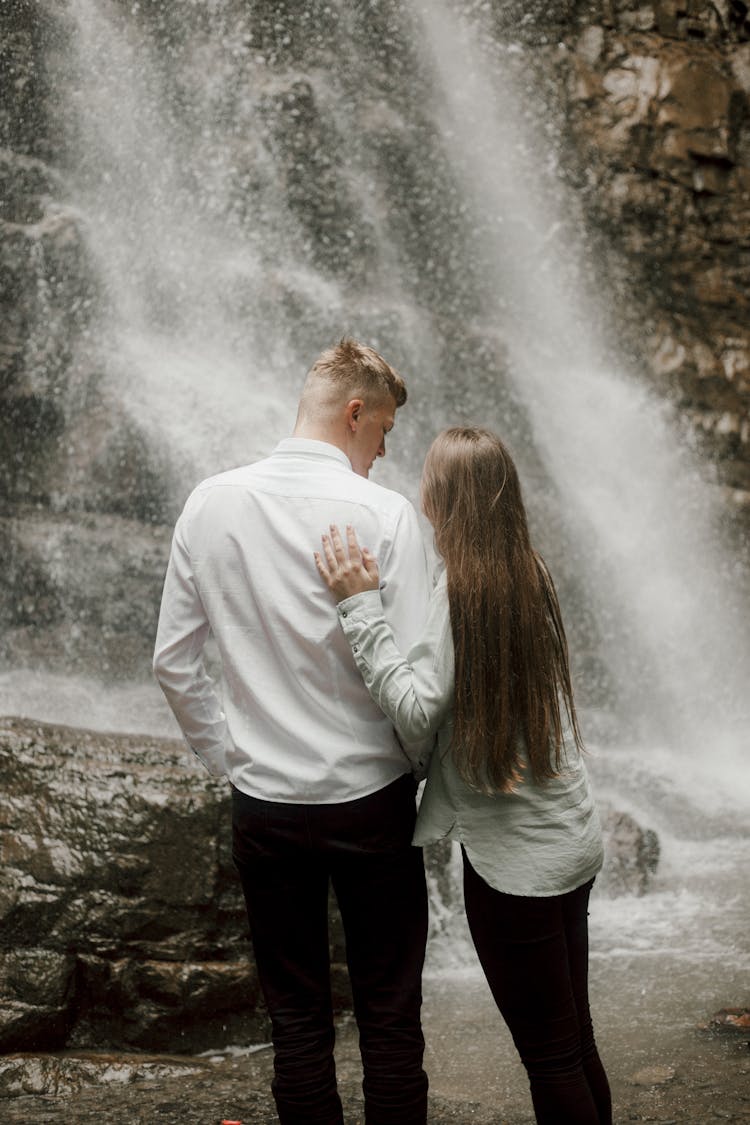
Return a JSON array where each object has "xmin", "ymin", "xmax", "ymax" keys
[
  {"xmin": 1, "ymin": 978, "xmax": 748, "ymax": 1124},
  {"xmin": 1, "ymin": 717, "xmax": 748, "ymax": 1122}
]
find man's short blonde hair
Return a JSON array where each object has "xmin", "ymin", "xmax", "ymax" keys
[{"xmin": 303, "ymin": 338, "xmax": 407, "ymax": 408}]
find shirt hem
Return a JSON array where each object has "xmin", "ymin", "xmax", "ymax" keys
[{"xmin": 228, "ymin": 765, "xmax": 413, "ymax": 806}]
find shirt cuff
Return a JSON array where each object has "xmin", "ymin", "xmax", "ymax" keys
[
  {"xmin": 336, "ymin": 589, "xmax": 384, "ymax": 623},
  {"xmin": 185, "ymin": 739, "xmax": 226, "ymax": 778}
]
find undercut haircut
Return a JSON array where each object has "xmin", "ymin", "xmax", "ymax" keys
[{"xmin": 303, "ymin": 338, "xmax": 407, "ymax": 409}]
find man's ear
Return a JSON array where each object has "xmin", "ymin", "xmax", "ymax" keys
[{"xmin": 345, "ymin": 398, "xmax": 364, "ymax": 431}]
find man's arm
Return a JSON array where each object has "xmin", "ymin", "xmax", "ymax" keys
[{"xmin": 153, "ymin": 512, "xmax": 227, "ymax": 777}]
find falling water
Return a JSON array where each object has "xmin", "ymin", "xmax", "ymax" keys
[
  {"xmin": 407, "ymin": 0, "xmax": 750, "ymax": 764},
  {"xmin": 34, "ymin": 0, "xmax": 746, "ymax": 774},
  {"xmin": 46, "ymin": 0, "xmax": 304, "ymax": 475}
]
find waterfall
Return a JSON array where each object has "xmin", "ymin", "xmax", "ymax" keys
[
  {"xmin": 45, "ymin": 0, "xmax": 309, "ymax": 478},
  {"xmin": 30, "ymin": 0, "xmax": 746, "ymax": 787},
  {"xmin": 6, "ymin": 0, "xmax": 747, "ymax": 779},
  {"xmin": 0, "ymin": 0, "xmax": 743, "ymax": 1015},
  {"xmin": 405, "ymin": 0, "xmax": 750, "ymax": 771}
]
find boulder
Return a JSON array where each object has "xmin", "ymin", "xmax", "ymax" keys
[
  {"xmin": 707, "ymin": 1006, "xmax": 750, "ymax": 1031},
  {"xmin": 0, "ymin": 717, "xmax": 271, "ymax": 1053},
  {"xmin": 0, "ymin": 1051, "xmax": 209, "ymax": 1101},
  {"xmin": 598, "ymin": 804, "xmax": 660, "ymax": 895},
  {"xmin": 0, "ymin": 716, "xmax": 354, "ymax": 1053},
  {"xmin": 629, "ymin": 1064, "xmax": 677, "ymax": 1086}
]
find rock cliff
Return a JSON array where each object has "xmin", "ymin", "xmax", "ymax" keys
[{"xmin": 560, "ymin": 0, "xmax": 750, "ymax": 505}]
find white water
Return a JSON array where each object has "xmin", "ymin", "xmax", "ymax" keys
[
  {"xmin": 6, "ymin": 0, "xmax": 746, "ymax": 1005},
  {"xmin": 50, "ymin": 0, "xmax": 323, "ymax": 476},
  {"xmin": 407, "ymin": 0, "xmax": 750, "ymax": 757}
]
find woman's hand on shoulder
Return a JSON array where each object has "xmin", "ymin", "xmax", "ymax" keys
[{"xmin": 315, "ymin": 524, "xmax": 380, "ymax": 604}]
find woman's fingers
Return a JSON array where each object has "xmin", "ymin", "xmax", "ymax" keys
[
  {"xmin": 327, "ymin": 524, "xmax": 363, "ymax": 568},
  {"xmin": 314, "ymin": 550, "xmax": 331, "ymax": 584},
  {"xmin": 361, "ymin": 547, "xmax": 380, "ymax": 583},
  {"xmin": 345, "ymin": 524, "xmax": 362, "ymax": 561},
  {"xmin": 317, "ymin": 524, "xmax": 377, "ymax": 597},
  {"xmin": 329, "ymin": 524, "xmax": 348, "ymax": 563},
  {"xmin": 321, "ymin": 531, "xmax": 338, "ymax": 570}
]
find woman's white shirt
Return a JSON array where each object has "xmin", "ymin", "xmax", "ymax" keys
[{"xmin": 336, "ymin": 570, "xmax": 604, "ymax": 897}]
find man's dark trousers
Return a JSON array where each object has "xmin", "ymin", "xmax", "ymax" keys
[{"xmin": 232, "ymin": 772, "xmax": 429, "ymax": 1125}]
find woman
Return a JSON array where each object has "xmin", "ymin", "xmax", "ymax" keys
[{"xmin": 315, "ymin": 426, "xmax": 612, "ymax": 1125}]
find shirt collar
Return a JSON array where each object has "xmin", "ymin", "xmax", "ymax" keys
[{"xmin": 273, "ymin": 437, "xmax": 353, "ymax": 471}]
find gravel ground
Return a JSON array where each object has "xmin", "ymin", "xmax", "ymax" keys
[{"xmin": 2, "ymin": 976, "xmax": 748, "ymax": 1124}]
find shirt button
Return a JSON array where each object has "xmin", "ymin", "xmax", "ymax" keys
[
  {"xmin": 341, "ymin": 610, "xmax": 348, "ymax": 617},
  {"xmin": 352, "ymin": 645, "xmax": 359, "ymax": 653}
]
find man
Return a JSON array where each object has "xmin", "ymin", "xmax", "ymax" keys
[{"xmin": 153, "ymin": 339, "xmax": 431, "ymax": 1125}]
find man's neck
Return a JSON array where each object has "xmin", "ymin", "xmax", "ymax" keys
[{"xmin": 293, "ymin": 421, "xmax": 348, "ymax": 458}]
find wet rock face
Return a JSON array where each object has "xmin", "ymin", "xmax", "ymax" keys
[
  {"xmin": 0, "ymin": 716, "xmax": 354, "ymax": 1054},
  {"xmin": 0, "ymin": 717, "xmax": 272, "ymax": 1053},
  {"xmin": 0, "ymin": 511, "xmax": 173, "ymax": 678},
  {"xmin": 560, "ymin": 1, "xmax": 750, "ymax": 504}
]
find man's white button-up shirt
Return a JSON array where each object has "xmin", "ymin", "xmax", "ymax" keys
[{"xmin": 153, "ymin": 438, "xmax": 430, "ymax": 803}]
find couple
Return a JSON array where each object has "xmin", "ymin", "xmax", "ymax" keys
[{"xmin": 153, "ymin": 339, "xmax": 611, "ymax": 1125}]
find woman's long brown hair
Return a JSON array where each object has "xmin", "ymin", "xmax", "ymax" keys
[{"xmin": 421, "ymin": 427, "xmax": 583, "ymax": 793}]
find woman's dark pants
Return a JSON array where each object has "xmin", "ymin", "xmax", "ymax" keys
[
  {"xmin": 232, "ymin": 774, "xmax": 429, "ymax": 1125},
  {"xmin": 462, "ymin": 850, "xmax": 612, "ymax": 1125}
]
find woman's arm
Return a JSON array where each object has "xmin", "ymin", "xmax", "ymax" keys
[{"xmin": 316, "ymin": 525, "xmax": 454, "ymax": 745}]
